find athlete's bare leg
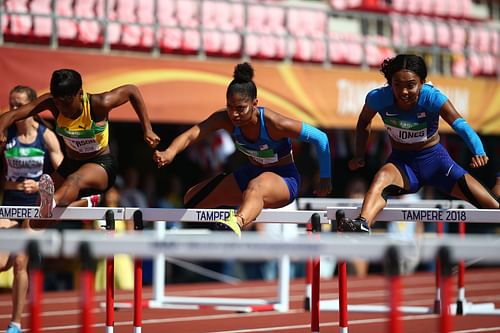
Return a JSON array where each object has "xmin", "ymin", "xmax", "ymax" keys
[{"xmin": 359, "ymin": 163, "xmax": 406, "ymax": 226}]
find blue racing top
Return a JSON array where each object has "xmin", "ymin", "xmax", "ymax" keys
[{"xmin": 365, "ymin": 83, "xmax": 448, "ymax": 144}]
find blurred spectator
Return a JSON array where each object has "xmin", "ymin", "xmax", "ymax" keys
[{"xmin": 120, "ymin": 167, "xmax": 148, "ymax": 208}]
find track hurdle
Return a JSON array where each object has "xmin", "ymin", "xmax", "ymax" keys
[
  {"xmin": 60, "ymin": 230, "xmax": 500, "ymax": 333},
  {"xmin": 325, "ymin": 206, "xmax": 500, "ymax": 333},
  {"xmin": 122, "ymin": 208, "xmax": 328, "ymax": 312},
  {"xmin": 113, "ymin": 208, "xmax": 328, "ymax": 317}
]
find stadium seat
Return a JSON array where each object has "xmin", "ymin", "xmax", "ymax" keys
[
  {"xmin": 436, "ymin": 20, "xmax": 450, "ymax": 47},
  {"xmin": 116, "ymin": 0, "xmax": 140, "ymax": 47},
  {"xmin": 137, "ymin": 0, "xmax": 155, "ymax": 47},
  {"xmin": 330, "ymin": 0, "xmax": 347, "ymax": 11},
  {"xmin": 481, "ymin": 53, "xmax": 497, "ymax": 75},
  {"xmin": 468, "ymin": 52, "xmax": 482, "ymax": 76},
  {"xmin": 449, "ymin": 21, "xmax": 466, "ymax": 52},
  {"xmin": 177, "ymin": 0, "xmax": 199, "ymax": 29},
  {"xmin": 221, "ymin": 31, "xmax": 241, "ymax": 55},
  {"xmin": 75, "ymin": 0, "xmax": 100, "ymax": 44},
  {"xmin": 56, "ymin": 0, "xmax": 78, "ymax": 40},
  {"xmin": 421, "ymin": 19, "xmax": 435, "ymax": 46},
  {"xmin": 434, "ymin": 0, "xmax": 449, "ymax": 17},
  {"xmin": 5, "ymin": 0, "xmax": 32, "ymax": 35},
  {"xmin": 420, "ymin": 0, "xmax": 433, "ymax": 16},
  {"xmin": 451, "ymin": 53, "xmax": 467, "ymax": 77},
  {"xmin": 30, "ymin": 0, "xmax": 52, "ymax": 37},
  {"xmin": 96, "ymin": 0, "xmax": 121, "ymax": 45},
  {"xmin": 491, "ymin": 30, "xmax": 499, "ymax": 55}
]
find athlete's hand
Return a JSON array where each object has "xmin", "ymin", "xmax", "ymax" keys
[
  {"xmin": 144, "ymin": 129, "xmax": 161, "ymax": 149},
  {"xmin": 470, "ymin": 155, "xmax": 489, "ymax": 168},
  {"xmin": 348, "ymin": 157, "xmax": 365, "ymax": 171},
  {"xmin": 22, "ymin": 179, "xmax": 39, "ymax": 194},
  {"xmin": 314, "ymin": 178, "xmax": 332, "ymax": 197},
  {"xmin": 153, "ymin": 149, "xmax": 175, "ymax": 168}
]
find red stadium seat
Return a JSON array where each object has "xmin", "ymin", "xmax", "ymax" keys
[
  {"xmin": 137, "ymin": 0, "xmax": 155, "ymax": 47},
  {"xmin": 221, "ymin": 31, "xmax": 241, "ymax": 55},
  {"xmin": 177, "ymin": 0, "xmax": 199, "ymax": 29},
  {"xmin": 56, "ymin": 0, "xmax": 77, "ymax": 39},
  {"xmin": 5, "ymin": 0, "xmax": 32, "ymax": 35},
  {"xmin": 330, "ymin": 0, "xmax": 347, "ymax": 11},
  {"xmin": 421, "ymin": 19, "xmax": 435, "ymax": 46},
  {"xmin": 30, "ymin": 0, "xmax": 52, "ymax": 37},
  {"xmin": 75, "ymin": 0, "xmax": 100, "ymax": 44},
  {"xmin": 451, "ymin": 53, "xmax": 467, "ymax": 77},
  {"xmin": 436, "ymin": 20, "xmax": 450, "ymax": 47},
  {"xmin": 116, "ymin": 0, "xmax": 140, "ymax": 47},
  {"xmin": 449, "ymin": 21, "xmax": 466, "ymax": 52}
]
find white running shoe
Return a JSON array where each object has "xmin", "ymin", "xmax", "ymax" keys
[{"xmin": 39, "ymin": 174, "xmax": 55, "ymax": 218}]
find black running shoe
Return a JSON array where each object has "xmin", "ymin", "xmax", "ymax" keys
[{"xmin": 336, "ymin": 210, "xmax": 371, "ymax": 234}]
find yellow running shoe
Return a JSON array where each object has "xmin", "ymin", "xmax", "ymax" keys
[{"xmin": 215, "ymin": 209, "xmax": 241, "ymax": 238}]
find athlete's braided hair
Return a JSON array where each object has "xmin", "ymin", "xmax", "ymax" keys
[
  {"xmin": 226, "ymin": 62, "xmax": 257, "ymax": 100},
  {"xmin": 380, "ymin": 54, "xmax": 427, "ymax": 85}
]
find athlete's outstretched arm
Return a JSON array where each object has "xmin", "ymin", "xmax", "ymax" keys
[
  {"xmin": 440, "ymin": 100, "xmax": 488, "ymax": 168},
  {"xmin": 154, "ymin": 111, "xmax": 230, "ymax": 168},
  {"xmin": 93, "ymin": 85, "xmax": 160, "ymax": 149},
  {"xmin": 349, "ymin": 104, "xmax": 377, "ymax": 171},
  {"xmin": 0, "ymin": 94, "xmax": 53, "ymax": 141}
]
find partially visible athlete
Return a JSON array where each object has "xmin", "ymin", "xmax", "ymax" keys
[
  {"xmin": 154, "ymin": 62, "xmax": 332, "ymax": 237},
  {"xmin": 0, "ymin": 85, "xmax": 63, "ymax": 333},
  {"xmin": 340, "ymin": 54, "xmax": 498, "ymax": 232}
]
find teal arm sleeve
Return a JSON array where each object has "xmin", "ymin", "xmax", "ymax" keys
[
  {"xmin": 298, "ymin": 123, "xmax": 331, "ymax": 178},
  {"xmin": 451, "ymin": 118, "xmax": 485, "ymax": 156}
]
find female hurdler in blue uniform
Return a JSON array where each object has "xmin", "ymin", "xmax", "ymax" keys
[
  {"xmin": 153, "ymin": 62, "xmax": 332, "ymax": 237},
  {"xmin": 340, "ymin": 54, "xmax": 499, "ymax": 232}
]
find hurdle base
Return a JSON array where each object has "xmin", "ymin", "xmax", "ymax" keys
[
  {"xmin": 319, "ymin": 299, "xmax": 431, "ymax": 314},
  {"xmin": 319, "ymin": 299, "xmax": 500, "ymax": 316},
  {"xmin": 106, "ymin": 297, "xmax": 281, "ymax": 313},
  {"xmin": 449, "ymin": 302, "xmax": 500, "ymax": 315}
]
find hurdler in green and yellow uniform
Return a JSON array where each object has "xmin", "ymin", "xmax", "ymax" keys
[{"xmin": 0, "ymin": 68, "xmax": 160, "ymax": 218}]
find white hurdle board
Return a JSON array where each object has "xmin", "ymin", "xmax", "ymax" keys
[
  {"xmin": 123, "ymin": 207, "xmax": 328, "ymax": 224},
  {"xmin": 327, "ymin": 206, "xmax": 500, "ymax": 223},
  {"xmin": 0, "ymin": 206, "xmax": 125, "ymax": 220}
]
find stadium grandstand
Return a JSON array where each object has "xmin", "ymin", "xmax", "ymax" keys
[{"xmin": 1, "ymin": 0, "xmax": 499, "ymax": 77}]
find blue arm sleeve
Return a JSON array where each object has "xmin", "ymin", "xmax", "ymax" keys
[
  {"xmin": 451, "ymin": 118, "xmax": 485, "ymax": 156},
  {"xmin": 298, "ymin": 123, "xmax": 331, "ymax": 178}
]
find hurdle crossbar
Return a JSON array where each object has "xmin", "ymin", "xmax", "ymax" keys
[
  {"xmin": 327, "ymin": 206, "xmax": 499, "ymax": 223},
  {"xmin": 0, "ymin": 206, "xmax": 125, "ymax": 220},
  {"xmin": 123, "ymin": 207, "xmax": 329, "ymax": 224}
]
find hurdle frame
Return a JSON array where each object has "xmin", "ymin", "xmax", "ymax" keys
[{"xmin": 119, "ymin": 207, "xmax": 329, "ymax": 313}]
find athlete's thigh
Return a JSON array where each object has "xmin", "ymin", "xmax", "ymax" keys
[
  {"xmin": 188, "ymin": 174, "xmax": 243, "ymax": 208},
  {"xmin": 0, "ymin": 219, "xmax": 18, "ymax": 270},
  {"xmin": 451, "ymin": 173, "xmax": 499, "ymax": 209},
  {"xmin": 370, "ymin": 163, "xmax": 407, "ymax": 191},
  {"xmin": 62, "ymin": 163, "xmax": 109, "ymax": 192},
  {"xmin": 249, "ymin": 172, "xmax": 291, "ymax": 208}
]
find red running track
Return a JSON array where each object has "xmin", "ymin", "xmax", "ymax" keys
[{"xmin": 1, "ymin": 268, "xmax": 500, "ymax": 333}]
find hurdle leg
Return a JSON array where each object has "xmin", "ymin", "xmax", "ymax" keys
[
  {"xmin": 277, "ymin": 253, "xmax": 290, "ymax": 312},
  {"xmin": 153, "ymin": 221, "xmax": 167, "ymax": 304},
  {"xmin": 338, "ymin": 261, "xmax": 348, "ymax": 333},
  {"xmin": 80, "ymin": 242, "xmax": 96, "ymax": 333},
  {"xmin": 28, "ymin": 241, "xmax": 43, "ymax": 333},
  {"xmin": 311, "ymin": 213, "xmax": 321, "ymax": 333},
  {"xmin": 456, "ymin": 220, "xmax": 466, "ymax": 315},
  {"xmin": 133, "ymin": 210, "xmax": 144, "ymax": 333},
  {"xmin": 105, "ymin": 210, "xmax": 116, "ymax": 333},
  {"xmin": 439, "ymin": 247, "xmax": 453, "ymax": 333},
  {"xmin": 385, "ymin": 246, "xmax": 401, "ymax": 333},
  {"xmin": 304, "ymin": 222, "xmax": 313, "ymax": 311},
  {"xmin": 434, "ymin": 221, "xmax": 444, "ymax": 314}
]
